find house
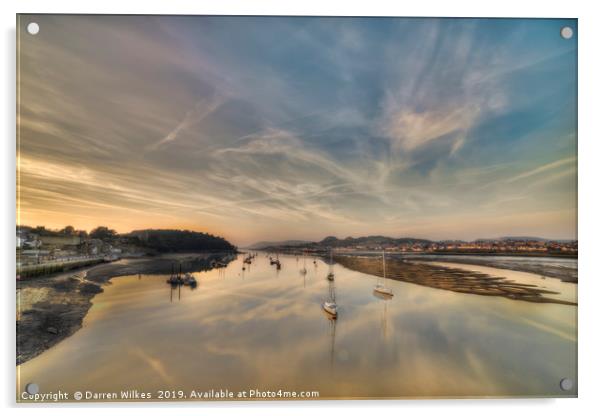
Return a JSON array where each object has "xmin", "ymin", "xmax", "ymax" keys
[{"xmin": 38, "ymin": 234, "xmax": 82, "ymax": 247}]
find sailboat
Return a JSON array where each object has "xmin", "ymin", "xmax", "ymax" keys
[
  {"xmin": 373, "ymin": 250, "xmax": 394, "ymax": 297},
  {"xmin": 167, "ymin": 263, "xmax": 183, "ymax": 285},
  {"xmin": 326, "ymin": 250, "xmax": 335, "ymax": 281},
  {"xmin": 183, "ymin": 272, "xmax": 196, "ymax": 286},
  {"xmin": 322, "ymin": 300, "xmax": 337, "ymax": 317},
  {"xmin": 275, "ymin": 253, "xmax": 281, "ymax": 269},
  {"xmin": 167, "ymin": 263, "xmax": 178, "ymax": 285},
  {"xmin": 322, "ymin": 276, "xmax": 338, "ymax": 318},
  {"xmin": 300, "ymin": 251, "xmax": 307, "ymax": 275}
]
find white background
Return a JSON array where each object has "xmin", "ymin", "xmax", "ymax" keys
[{"xmin": 1, "ymin": 0, "xmax": 601, "ymax": 415}]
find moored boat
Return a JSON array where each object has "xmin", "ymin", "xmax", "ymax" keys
[
  {"xmin": 166, "ymin": 275, "xmax": 181, "ymax": 285},
  {"xmin": 373, "ymin": 284, "xmax": 393, "ymax": 297},
  {"xmin": 326, "ymin": 249, "xmax": 335, "ymax": 281},
  {"xmin": 300, "ymin": 251, "xmax": 307, "ymax": 274},
  {"xmin": 373, "ymin": 250, "xmax": 394, "ymax": 297},
  {"xmin": 322, "ymin": 266, "xmax": 338, "ymax": 318},
  {"xmin": 183, "ymin": 272, "xmax": 196, "ymax": 286},
  {"xmin": 322, "ymin": 301, "xmax": 338, "ymax": 318}
]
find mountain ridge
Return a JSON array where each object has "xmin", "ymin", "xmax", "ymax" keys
[{"xmin": 248, "ymin": 234, "xmax": 575, "ymax": 249}]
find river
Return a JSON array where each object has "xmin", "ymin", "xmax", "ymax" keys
[{"xmin": 17, "ymin": 253, "xmax": 577, "ymax": 401}]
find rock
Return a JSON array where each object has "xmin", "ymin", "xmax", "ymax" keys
[
  {"xmin": 46, "ymin": 326, "xmax": 58, "ymax": 334},
  {"xmin": 52, "ymin": 278, "xmax": 79, "ymax": 291},
  {"xmin": 79, "ymin": 283, "xmax": 103, "ymax": 294}
]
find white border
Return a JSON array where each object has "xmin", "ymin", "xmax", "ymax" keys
[{"xmin": 2, "ymin": 1, "xmax": 601, "ymax": 415}]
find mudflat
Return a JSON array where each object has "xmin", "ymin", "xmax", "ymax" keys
[{"xmin": 335, "ymin": 255, "xmax": 577, "ymax": 306}]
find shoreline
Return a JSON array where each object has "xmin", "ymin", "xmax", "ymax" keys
[{"xmin": 16, "ymin": 252, "xmax": 235, "ymax": 365}]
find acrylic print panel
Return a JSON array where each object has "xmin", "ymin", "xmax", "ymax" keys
[{"xmin": 16, "ymin": 15, "xmax": 577, "ymax": 402}]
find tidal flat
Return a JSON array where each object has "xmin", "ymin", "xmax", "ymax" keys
[
  {"xmin": 335, "ymin": 255, "xmax": 577, "ymax": 306},
  {"xmin": 400, "ymin": 254, "xmax": 578, "ymax": 283}
]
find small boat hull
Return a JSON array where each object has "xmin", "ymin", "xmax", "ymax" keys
[
  {"xmin": 322, "ymin": 302, "xmax": 338, "ymax": 318},
  {"xmin": 373, "ymin": 285, "xmax": 394, "ymax": 297}
]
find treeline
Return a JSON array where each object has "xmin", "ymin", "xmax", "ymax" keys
[
  {"xmin": 19, "ymin": 225, "xmax": 235, "ymax": 253},
  {"xmin": 17, "ymin": 225, "xmax": 114, "ymax": 240},
  {"xmin": 128, "ymin": 229, "xmax": 236, "ymax": 252}
]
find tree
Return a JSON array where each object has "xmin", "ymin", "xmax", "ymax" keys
[
  {"xmin": 129, "ymin": 229, "xmax": 235, "ymax": 252},
  {"xmin": 33, "ymin": 226, "xmax": 49, "ymax": 235},
  {"xmin": 60, "ymin": 225, "xmax": 75, "ymax": 235},
  {"xmin": 90, "ymin": 226, "xmax": 117, "ymax": 241}
]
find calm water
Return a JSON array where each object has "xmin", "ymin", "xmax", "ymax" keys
[{"xmin": 17, "ymin": 254, "xmax": 577, "ymax": 400}]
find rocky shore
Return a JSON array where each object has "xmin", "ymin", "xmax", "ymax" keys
[{"xmin": 16, "ymin": 252, "xmax": 235, "ymax": 365}]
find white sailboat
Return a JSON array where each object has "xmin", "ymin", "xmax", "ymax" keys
[
  {"xmin": 373, "ymin": 250, "xmax": 393, "ymax": 297},
  {"xmin": 322, "ymin": 275, "xmax": 338, "ymax": 318},
  {"xmin": 322, "ymin": 301, "xmax": 337, "ymax": 317}
]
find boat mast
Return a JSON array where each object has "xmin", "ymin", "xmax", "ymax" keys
[
  {"xmin": 382, "ymin": 250, "xmax": 386, "ymax": 281},
  {"xmin": 330, "ymin": 280, "xmax": 336, "ymax": 303}
]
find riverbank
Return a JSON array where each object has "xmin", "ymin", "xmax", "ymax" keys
[
  {"xmin": 16, "ymin": 252, "xmax": 235, "ymax": 365},
  {"xmin": 335, "ymin": 255, "xmax": 577, "ymax": 306}
]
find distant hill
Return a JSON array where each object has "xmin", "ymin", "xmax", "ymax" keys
[
  {"xmin": 316, "ymin": 235, "xmax": 432, "ymax": 248},
  {"xmin": 249, "ymin": 236, "xmax": 433, "ymax": 250},
  {"xmin": 246, "ymin": 240, "xmax": 313, "ymax": 250},
  {"xmin": 248, "ymin": 234, "xmax": 569, "ymax": 251},
  {"xmin": 127, "ymin": 229, "xmax": 235, "ymax": 252}
]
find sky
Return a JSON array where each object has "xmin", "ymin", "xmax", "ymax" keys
[{"xmin": 17, "ymin": 16, "xmax": 577, "ymax": 246}]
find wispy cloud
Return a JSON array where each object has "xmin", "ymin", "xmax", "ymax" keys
[
  {"xmin": 149, "ymin": 95, "xmax": 226, "ymax": 150},
  {"xmin": 17, "ymin": 16, "xmax": 577, "ymax": 243},
  {"xmin": 506, "ymin": 156, "xmax": 576, "ymax": 184},
  {"xmin": 381, "ymin": 104, "xmax": 480, "ymax": 152}
]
